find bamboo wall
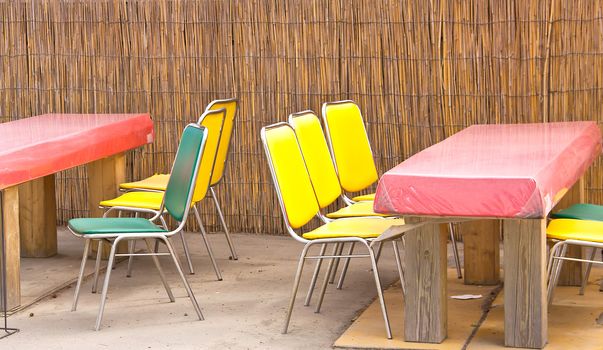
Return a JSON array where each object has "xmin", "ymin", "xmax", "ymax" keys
[{"xmin": 1, "ymin": 0, "xmax": 602, "ymax": 234}]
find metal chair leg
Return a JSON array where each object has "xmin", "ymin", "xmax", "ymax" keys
[
  {"xmin": 336, "ymin": 242, "xmax": 355, "ymax": 290},
  {"xmin": 72, "ymin": 239, "xmax": 91, "ymax": 311},
  {"xmin": 193, "ymin": 206, "xmax": 222, "ymax": 281},
  {"xmin": 304, "ymin": 243, "xmax": 327, "ymax": 306},
  {"xmin": 449, "ymin": 223, "xmax": 462, "ymax": 279},
  {"xmin": 143, "ymin": 239, "xmax": 175, "ymax": 302},
  {"xmin": 328, "ymin": 243, "xmax": 344, "ymax": 284},
  {"xmin": 282, "ymin": 244, "xmax": 311, "ymax": 334},
  {"xmin": 368, "ymin": 242, "xmax": 392, "ymax": 339},
  {"xmin": 374, "ymin": 241, "xmax": 383, "ymax": 263},
  {"xmin": 163, "ymin": 237, "xmax": 204, "ymax": 320},
  {"xmin": 579, "ymin": 247, "xmax": 597, "ymax": 295},
  {"xmin": 95, "ymin": 238, "xmax": 119, "ymax": 331},
  {"xmin": 315, "ymin": 244, "xmax": 340, "ymax": 313},
  {"xmin": 209, "ymin": 187, "xmax": 238, "ymax": 260},
  {"xmin": 179, "ymin": 230, "xmax": 195, "ymax": 275},
  {"xmin": 548, "ymin": 243, "xmax": 568, "ymax": 305},
  {"xmin": 126, "ymin": 240, "xmax": 136, "ymax": 278},
  {"xmin": 91, "ymin": 239, "xmax": 103, "ymax": 293},
  {"xmin": 392, "ymin": 239, "xmax": 406, "ymax": 296}
]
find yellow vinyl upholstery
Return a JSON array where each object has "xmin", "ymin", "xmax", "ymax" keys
[
  {"xmin": 192, "ymin": 109, "xmax": 225, "ymax": 202},
  {"xmin": 547, "ymin": 219, "xmax": 603, "ymax": 243},
  {"xmin": 120, "ymin": 174, "xmax": 169, "ymax": 191},
  {"xmin": 303, "ymin": 218, "xmax": 405, "ymax": 240},
  {"xmin": 206, "ymin": 99, "xmax": 238, "ymax": 186},
  {"xmin": 326, "ymin": 201, "xmax": 387, "ymax": 219},
  {"xmin": 322, "ymin": 101, "xmax": 378, "ymax": 193},
  {"xmin": 99, "ymin": 191, "xmax": 164, "ymax": 211},
  {"xmin": 263, "ymin": 125, "xmax": 320, "ymax": 229},
  {"xmin": 289, "ymin": 112, "xmax": 341, "ymax": 208},
  {"xmin": 352, "ymin": 193, "xmax": 376, "ymax": 202}
]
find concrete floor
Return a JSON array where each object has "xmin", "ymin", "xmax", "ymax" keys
[{"xmin": 3, "ymin": 228, "xmax": 402, "ymax": 349}]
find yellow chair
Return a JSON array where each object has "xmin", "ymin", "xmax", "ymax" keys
[
  {"xmin": 94, "ymin": 108, "xmax": 226, "ymax": 287},
  {"xmin": 120, "ymin": 98, "xmax": 239, "ymax": 260},
  {"xmin": 546, "ymin": 218, "xmax": 603, "ymax": 303},
  {"xmin": 261, "ymin": 122, "xmax": 409, "ymax": 339}
]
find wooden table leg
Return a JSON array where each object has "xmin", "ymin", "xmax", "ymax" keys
[
  {"xmin": 503, "ymin": 219, "xmax": 547, "ymax": 348},
  {"xmin": 553, "ymin": 178, "xmax": 584, "ymax": 286},
  {"xmin": 0, "ymin": 187, "xmax": 21, "ymax": 311},
  {"xmin": 460, "ymin": 220, "xmax": 500, "ymax": 285},
  {"xmin": 18, "ymin": 175, "xmax": 57, "ymax": 258},
  {"xmin": 87, "ymin": 154, "xmax": 127, "ymax": 257},
  {"xmin": 404, "ymin": 219, "xmax": 447, "ymax": 343}
]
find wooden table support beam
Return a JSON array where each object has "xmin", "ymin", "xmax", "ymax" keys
[
  {"xmin": 403, "ymin": 219, "xmax": 447, "ymax": 343},
  {"xmin": 461, "ymin": 219, "xmax": 500, "ymax": 285},
  {"xmin": 503, "ymin": 219, "xmax": 547, "ymax": 348},
  {"xmin": 0, "ymin": 187, "xmax": 20, "ymax": 311},
  {"xmin": 18, "ymin": 175, "xmax": 57, "ymax": 258}
]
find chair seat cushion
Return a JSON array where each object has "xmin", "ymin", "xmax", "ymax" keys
[
  {"xmin": 352, "ymin": 193, "xmax": 375, "ymax": 202},
  {"xmin": 100, "ymin": 191, "xmax": 164, "ymax": 210},
  {"xmin": 550, "ymin": 203, "xmax": 603, "ymax": 221},
  {"xmin": 547, "ymin": 218, "xmax": 603, "ymax": 243},
  {"xmin": 326, "ymin": 201, "xmax": 389, "ymax": 219},
  {"xmin": 302, "ymin": 218, "xmax": 405, "ymax": 240},
  {"xmin": 68, "ymin": 218, "xmax": 167, "ymax": 235},
  {"xmin": 120, "ymin": 174, "xmax": 170, "ymax": 191}
]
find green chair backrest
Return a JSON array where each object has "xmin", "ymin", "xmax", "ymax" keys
[
  {"xmin": 322, "ymin": 100, "xmax": 378, "ymax": 193},
  {"xmin": 289, "ymin": 111, "xmax": 342, "ymax": 209},
  {"xmin": 261, "ymin": 123, "xmax": 320, "ymax": 229},
  {"xmin": 192, "ymin": 108, "xmax": 226, "ymax": 202},
  {"xmin": 164, "ymin": 124, "xmax": 207, "ymax": 222},
  {"xmin": 205, "ymin": 98, "xmax": 238, "ymax": 186}
]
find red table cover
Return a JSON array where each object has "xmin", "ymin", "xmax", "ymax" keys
[
  {"xmin": 0, "ymin": 114, "xmax": 154, "ymax": 190},
  {"xmin": 374, "ymin": 122, "xmax": 602, "ymax": 218}
]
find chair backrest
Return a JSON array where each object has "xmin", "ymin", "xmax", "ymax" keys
[
  {"xmin": 205, "ymin": 98, "xmax": 238, "ymax": 186},
  {"xmin": 322, "ymin": 100, "xmax": 378, "ymax": 193},
  {"xmin": 192, "ymin": 108, "xmax": 226, "ymax": 202},
  {"xmin": 288, "ymin": 111, "xmax": 341, "ymax": 209},
  {"xmin": 261, "ymin": 123, "xmax": 320, "ymax": 230},
  {"xmin": 164, "ymin": 124, "xmax": 208, "ymax": 222}
]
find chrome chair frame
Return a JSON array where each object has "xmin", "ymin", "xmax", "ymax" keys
[
  {"xmin": 70, "ymin": 123, "xmax": 206, "ymax": 330},
  {"xmin": 262, "ymin": 123, "xmax": 408, "ymax": 339}
]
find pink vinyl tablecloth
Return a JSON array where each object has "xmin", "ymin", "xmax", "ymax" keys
[
  {"xmin": 0, "ymin": 113, "xmax": 154, "ymax": 190},
  {"xmin": 374, "ymin": 122, "xmax": 602, "ymax": 218}
]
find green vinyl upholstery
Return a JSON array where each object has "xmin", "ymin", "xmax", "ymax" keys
[
  {"xmin": 68, "ymin": 217, "xmax": 166, "ymax": 235},
  {"xmin": 551, "ymin": 203, "xmax": 603, "ymax": 221},
  {"xmin": 164, "ymin": 125, "xmax": 208, "ymax": 222}
]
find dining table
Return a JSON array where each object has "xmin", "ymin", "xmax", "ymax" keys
[
  {"xmin": 0, "ymin": 113, "xmax": 154, "ymax": 323},
  {"xmin": 373, "ymin": 121, "xmax": 602, "ymax": 348}
]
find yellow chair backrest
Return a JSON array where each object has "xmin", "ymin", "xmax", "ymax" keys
[
  {"xmin": 205, "ymin": 98, "xmax": 238, "ymax": 186},
  {"xmin": 261, "ymin": 123, "xmax": 319, "ymax": 229},
  {"xmin": 289, "ymin": 111, "xmax": 341, "ymax": 209},
  {"xmin": 192, "ymin": 108, "xmax": 225, "ymax": 202},
  {"xmin": 322, "ymin": 100, "xmax": 378, "ymax": 193}
]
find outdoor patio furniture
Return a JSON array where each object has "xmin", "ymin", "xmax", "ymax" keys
[
  {"xmin": 321, "ymin": 100, "xmax": 463, "ymax": 279},
  {"xmin": 546, "ymin": 218, "xmax": 603, "ymax": 303},
  {"xmin": 120, "ymin": 98, "xmax": 239, "ymax": 261},
  {"xmin": 261, "ymin": 122, "xmax": 408, "ymax": 339},
  {"xmin": 97, "ymin": 108, "xmax": 227, "ymax": 282},
  {"xmin": 372, "ymin": 121, "xmax": 602, "ymax": 348},
  {"xmin": 69, "ymin": 123, "xmax": 206, "ymax": 331}
]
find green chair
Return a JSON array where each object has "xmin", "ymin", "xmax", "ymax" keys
[
  {"xmin": 69, "ymin": 123, "xmax": 206, "ymax": 330},
  {"xmin": 120, "ymin": 98, "xmax": 239, "ymax": 260},
  {"xmin": 95, "ymin": 108, "xmax": 226, "ymax": 284}
]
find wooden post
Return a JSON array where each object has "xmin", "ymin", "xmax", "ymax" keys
[
  {"xmin": 460, "ymin": 220, "xmax": 500, "ymax": 285},
  {"xmin": 0, "ymin": 187, "xmax": 21, "ymax": 311},
  {"xmin": 403, "ymin": 218, "xmax": 447, "ymax": 343},
  {"xmin": 18, "ymin": 175, "xmax": 57, "ymax": 258},
  {"xmin": 553, "ymin": 178, "xmax": 584, "ymax": 286},
  {"xmin": 87, "ymin": 154, "xmax": 127, "ymax": 257},
  {"xmin": 503, "ymin": 219, "xmax": 547, "ymax": 349}
]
